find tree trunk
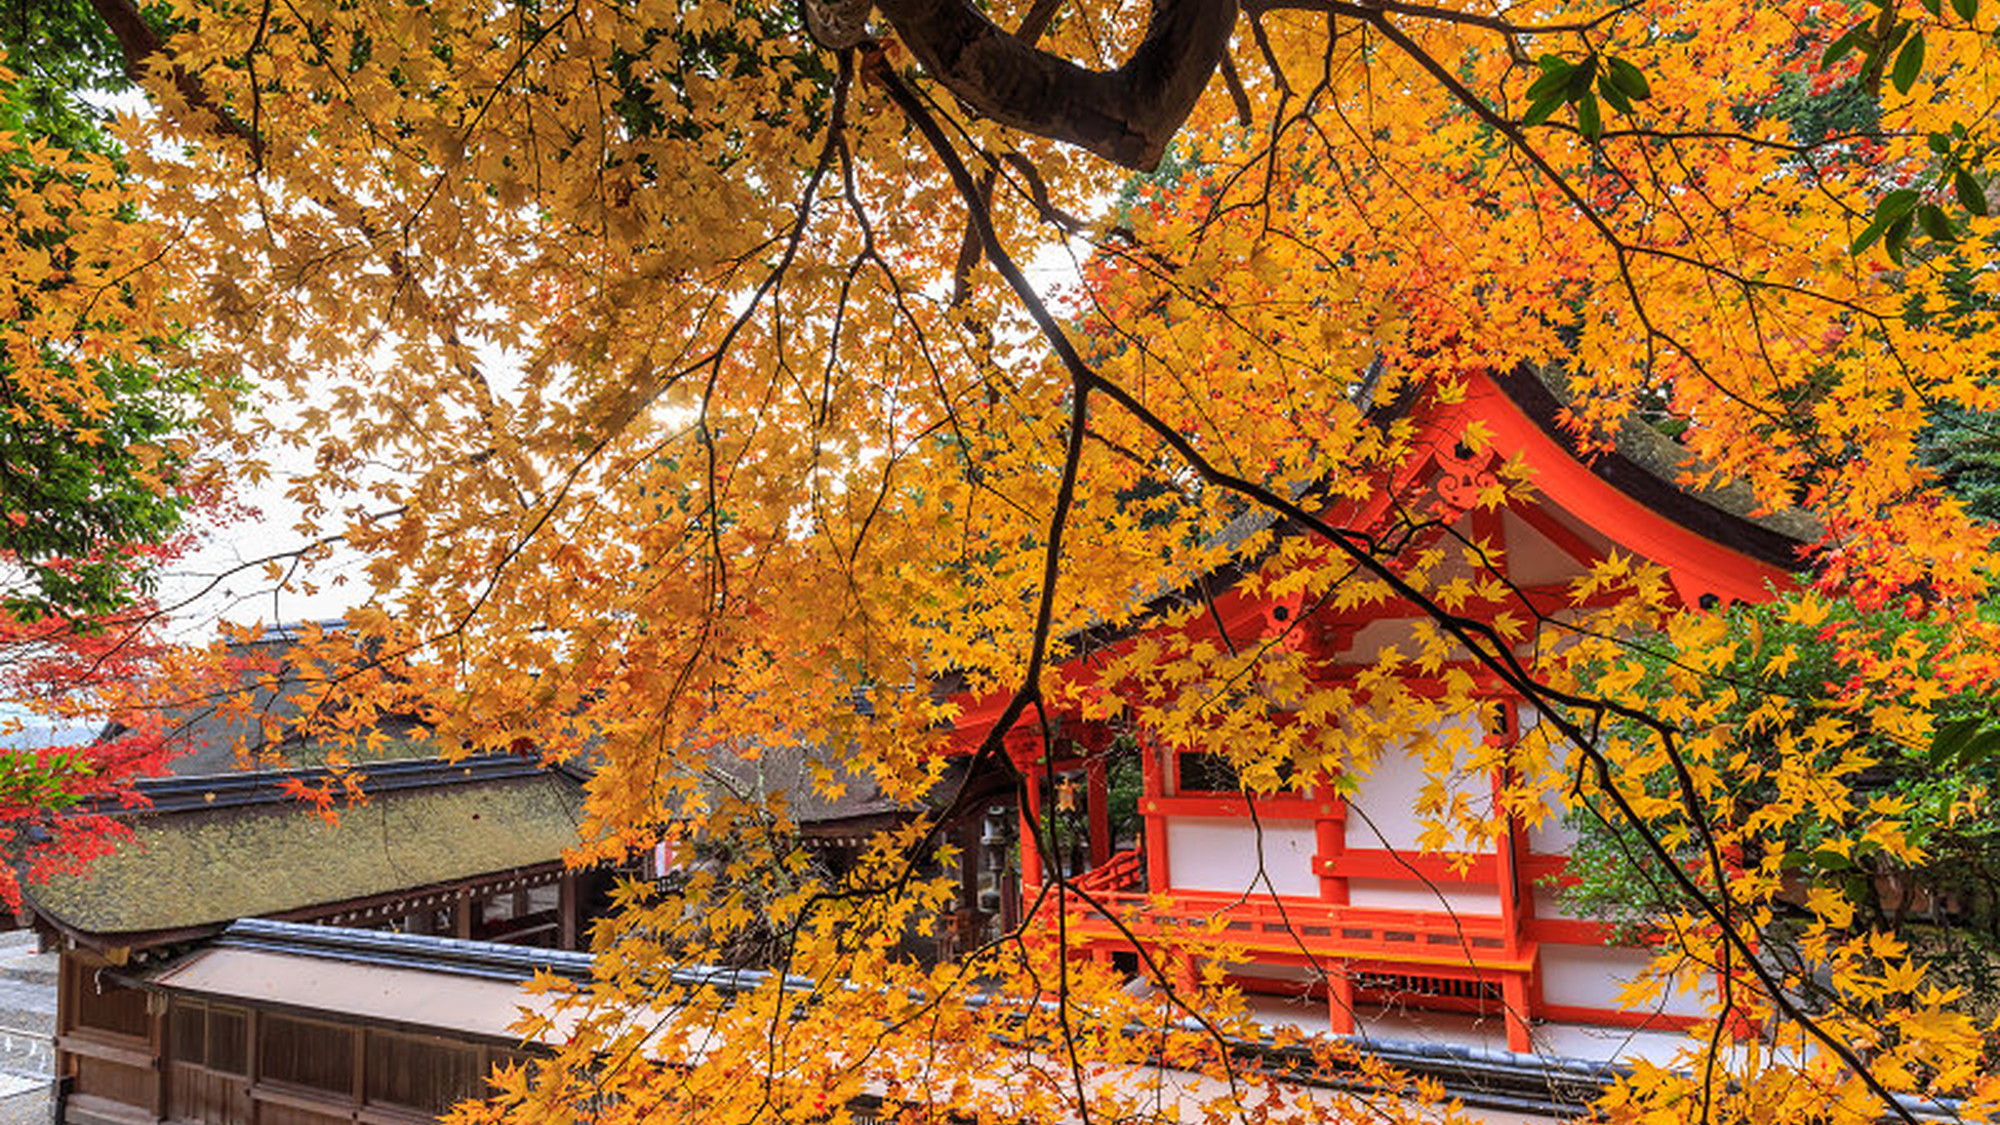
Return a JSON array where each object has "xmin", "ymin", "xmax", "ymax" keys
[{"xmin": 875, "ymin": 0, "xmax": 1238, "ymax": 169}]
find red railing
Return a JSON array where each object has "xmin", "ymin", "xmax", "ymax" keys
[
  {"xmin": 1073, "ymin": 848, "xmax": 1144, "ymax": 894},
  {"xmin": 1057, "ymin": 883, "xmax": 1530, "ymax": 971}
]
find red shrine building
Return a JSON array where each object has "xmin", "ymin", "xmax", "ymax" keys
[{"xmin": 948, "ymin": 366, "xmax": 1811, "ymax": 1054}]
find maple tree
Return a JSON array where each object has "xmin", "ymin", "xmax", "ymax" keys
[
  {"xmin": 0, "ymin": 5, "xmax": 239, "ymax": 907},
  {"xmin": 0, "ymin": 2, "xmax": 221, "ymax": 621},
  {"xmin": 39, "ymin": 0, "xmax": 2000, "ymax": 1119}
]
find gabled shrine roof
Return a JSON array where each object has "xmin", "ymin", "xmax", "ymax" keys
[
  {"xmin": 1151, "ymin": 362, "xmax": 1816, "ymax": 610},
  {"xmin": 1490, "ymin": 365, "xmax": 1819, "ymax": 568},
  {"xmin": 96, "ymin": 622, "xmax": 441, "ymax": 777},
  {"xmin": 699, "ymin": 738, "xmax": 977, "ymax": 845},
  {"xmin": 951, "ymin": 363, "xmax": 1817, "ymax": 736},
  {"xmin": 23, "ymin": 755, "xmax": 585, "ymax": 947}
]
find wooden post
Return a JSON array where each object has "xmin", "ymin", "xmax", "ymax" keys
[
  {"xmin": 1327, "ymin": 966, "xmax": 1356, "ymax": 1036},
  {"xmin": 558, "ymin": 871, "xmax": 579, "ymax": 950},
  {"xmin": 1019, "ymin": 763, "xmax": 1044, "ymax": 897},
  {"xmin": 1086, "ymin": 757, "xmax": 1111, "ymax": 869},
  {"xmin": 1140, "ymin": 737, "xmax": 1170, "ymax": 893},
  {"xmin": 956, "ymin": 815, "xmax": 980, "ymax": 915},
  {"xmin": 1502, "ymin": 972, "xmax": 1533, "ymax": 1053},
  {"xmin": 1314, "ymin": 785, "xmax": 1347, "ymax": 904},
  {"xmin": 148, "ymin": 985, "xmax": 168, "ymax": 1122}
]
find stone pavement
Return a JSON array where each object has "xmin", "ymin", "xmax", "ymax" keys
[{"xmin": 0, "ymin": 929, "xmax": 55, "ymax": 1125}]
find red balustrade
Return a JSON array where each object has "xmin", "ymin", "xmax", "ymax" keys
[
  {"xmin": 1046, "ymin": 849, "xmax": 1547, "ymax": 1050},
  {"xmin": 1059, "ymin": 885, "xmax": 1531, "ymax": 970}
]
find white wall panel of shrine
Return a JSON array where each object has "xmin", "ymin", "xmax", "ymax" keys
[
  {"xmin": 1344, "ymin": 878, "xmax": 1503, "ymax": 917},
  {"xmin": 1165, "ymin": 817, "xmax": 1319, "ymax": 898},
  {"xmin": 1532, "ymin": 887, "xmax": 1594, "ymax": 922},
  {"xmin": 1344, "ymin": 718, "xmax": 1491, "ymax": 854},
  {"xmin": 1537, "ymin": 942, "xmax": 1710, "ymax": 1018}
]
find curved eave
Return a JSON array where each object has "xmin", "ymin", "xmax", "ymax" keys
[
  {"xmin": 23, "ymin": 905, "xmax": 224, "ymax": 963},
  {"xmin": 1485, "ymin": 365, "xmax": 1809, "ymax": 580},
  {"xmin": 942, "ymin": 366, "xmax": 1812, "ymax": 748}
]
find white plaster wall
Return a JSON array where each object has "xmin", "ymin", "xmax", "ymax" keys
[
  {"xmin": 1526, "ymin": 799, "xmax": 1580, "ymax": 854},
  {"xmin": 1344, "ymin": 878, "xmax": 1502, "ymax": 918},
  {"xmin": 1531, "ymin": 886, "xmax": 1589, "ymax": 922},
  {"xmin": 1518, "ymin": 705, "xmax": 1585, "ymax": 855},
  {"xmin": 1345, "ymin": 717, "xmax": 1490, "ymax": 854},
  {"xmin": 1165, "ymin": 817, "xmax": 1320, "ymax": 898},
  {"xmin": 1338, "ymin": 618, "xmax": 1426, "ymax": 666},
  {"xmin": 1537, "ymin": 942, "xmax": 1710, "ymax": 1018}
]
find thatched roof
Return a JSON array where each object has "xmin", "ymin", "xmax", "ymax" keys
[{"xmin": 24, "ymin": 756, "xmax": 584, "ymax": 945}]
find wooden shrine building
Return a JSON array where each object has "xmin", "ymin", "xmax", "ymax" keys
[
  {"xmin": 947, "ymin": 365, "xmax": 1813, "ymax": 1054},
  {"xmin": 20, "ymin": 755, "xmax": 602, "ymax": 1125}
]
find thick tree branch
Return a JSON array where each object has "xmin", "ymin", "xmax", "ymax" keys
[
  {"xmin": 875, "ymin": 0, "xmax": 1238, "ymax": 169},
  {"xmin": 87, "ymin": 0, "xmax": 266, "ymax": 160}
]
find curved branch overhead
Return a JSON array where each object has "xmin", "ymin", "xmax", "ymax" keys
[{"xmin": 874, "ymin": 0, "xmax": 1239, "ymax": 169}]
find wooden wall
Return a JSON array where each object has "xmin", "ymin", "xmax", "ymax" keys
[{"xmin": 56, "ymin": 950, "xmax": 530, "ymax": 1125}]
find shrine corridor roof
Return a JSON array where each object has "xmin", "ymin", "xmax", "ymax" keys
[{"xmin": 25, "ymin": 757, "xmax": 585, "ymax": 942}]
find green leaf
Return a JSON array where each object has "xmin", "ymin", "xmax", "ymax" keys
[
  {"xmin": 1576, "ymin": 92, "xmax": 1603, "ymax": 140},
  {"xmin": 1918, "ymin": 203, "xmax": 1956, "ymax": 241},
  {"xmin": 1892, "ymin": 30, "xmax": 1926, "ymax": 94},
  {"xmin": 1526, "ymin": 61, "xmax": 1573, "ymax": 103},
  {"xmin": 1522, "ymin": 90, "xmax": 1566, "ymax": 127},
  {"xmin": 1952, "ymin": 0, "xmax": 1977, "ymax": 20},
  {"xmin": 1928, "ymin": 716, "xmax": 1982, "ymax": 767},
  {"xmin": 1885, "ymin": 209, "xmax": 1916, "ymax": 264},
  {"xmin": 1958, "ymin": 732, "xmax": 2000, "ymax": 770},
  {"xmin": 1920, "ymin": 0, "xmax": 1941, "ymax": 16},
  {"xmin": 1850, "ymin": 215, "xmax": 1889, "ymax": 255},
  {"xmin": 1566, "ymin": 55, "xmax": 1599, "ymax": 99},
  {"xmin": 1598, "ymin": 74, "xmax": 1633, "ymax": 116},
  {"xmin": 1878, "ymin": 187, "xmax": 1921, "ymax": 220},
  {"xmin": 1929, "ymin": 131, "xmax": 1953, "ymax": 154},
  {"xmin": 1605, "ymin": 57, "xmax": 1652, "ymax": 100},
  {"xmin": 1956, "ymin": 168, "xmax": 1990, "ymax": 215},
  {"xmin": 1821, "ymin": 22, "xmax": 1869, "ymax": 68}
]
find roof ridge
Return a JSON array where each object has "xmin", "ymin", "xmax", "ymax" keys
[{"xmin": 123, "ymin": 753, "xmax": 551, "ymax": 815}]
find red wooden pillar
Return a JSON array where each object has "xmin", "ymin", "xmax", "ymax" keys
[
  {"xmin": 1086, "ymin": 758, "xmax": 1111, "ymax": 869},
  {"xmin": 1327, "ymin": 966, "xmax": 1356, "ymax": 1036},
  {"xmin": 1313, "ymin": 784, "xmax": 1348, "ymax": 904},
  {"xmin": 1495, "ymin": 797, "xmax": 1523, "ymax": 959},
  {"xmin": 1139, "ymin": 736, "xmax": 1171, "ymax": 892},
  {"xmin": 1004, "ymin": 727, "xmax": 1050, "ymax": 901},
  {"xmin": 1019, "ymin": 762, "xmax": 1046, "ymax": 897},
  {"xmin": 1502, "ymin": 972, "xmax": 1533, "ymax": 1053},
  {"xmin": 1486, "ymin": 695, "xmax": 1537, "ymax": 1054}
]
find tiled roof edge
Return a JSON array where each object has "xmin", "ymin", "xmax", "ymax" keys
[
  {"xmin": 202, "ymin": 920, "xmax": 1637, "ymax": 1118},
  {"xmin": 127, "ymin": 754, "xmax": 556, "ymax": 815}
]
